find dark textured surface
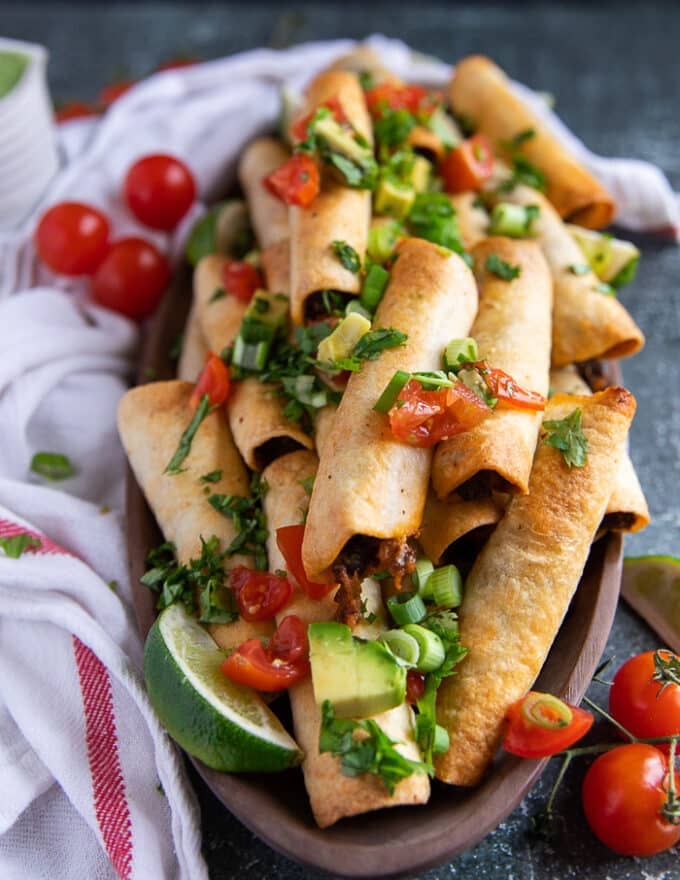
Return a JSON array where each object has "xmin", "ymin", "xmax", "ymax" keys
[{"xmin": 3, "ymin": 2, "xmax": 679, "ymax": 877}]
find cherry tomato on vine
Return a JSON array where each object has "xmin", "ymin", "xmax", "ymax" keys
[
  {"xmin": 91, "ymin": 237, "xmax": 170, "ymax": 319},
  {"xmin": 502, "ymin": 691, "xmax": 594, "ymax": 758},
  {"xmin": 35, "ymin": 202, "xmax": 110, "ymax": 276},
  {"xmin": 609, "ymin": 650, "xmax": 680, "ymax": 752},
  {"xmin": 124, "ymin": 154, "xmax": 196, "ymax": 230},
  {"xmin": 189, "ymin": 352, "xmax": 230, "ymax": 410},
  {"xmin": 582, "ymin": 743, "xmax": 680, "ymax": 856}
]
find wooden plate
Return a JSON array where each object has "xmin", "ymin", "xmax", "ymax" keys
[{"xmin": 126, "ymin": 264, "xmax": 623, "ymax": 879}]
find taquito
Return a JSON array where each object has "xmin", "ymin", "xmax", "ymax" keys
[
  {"xmin": 261, "ymin": 238, "xmax": 290, "ymax": 295},
  {"xmin": 550, "ymin": 366, "xmax": 649, "ymax": 533},
  {"xmin": 177, "ymin": 302, "xmax": 208, "ymax": 382},
  {"xmin": 435, "ymin": 386, "xmax": 636, "ymax": 786},
  {"xmin": 419, "ymin": 490, "xmax": 505, "ymax": 567},
  {"xmin": 449, "ymin": 55, "xmax": 615, "ymax": 228},
  {"xmin": 117, "ymin": 380, "xmax": 272, "ymax": 649},
  {"xmin": 302, "ymin": 239, "xmax": 478, "ymax": 618},
  {"xmin": 237, "ymin": 137, "xmax": 290, "ymax": 249},
  {"xmin": 449, "ymin": 192, "xmax": 489, "ymax": 251},
  {"xmin": 313, "ymin": 403, "xmax": 338, "ymax": 461},
  {"xmin": 289, "ymin": 71, "xmax": 372, "ymax": 324},
  {"xmin": 263, "ymin": 450, "xmax": 430, "ymax": 828},
  {"xmin": 492, "ymin": 185, "xmax": 644, "ymax": 367},
  {"xmin": 194, "ymin": 254, "xmax": 248, "ymax": 355},
  {"xmin": 432, "ymin": 237, "xmax": 552, "ymax": 499}
]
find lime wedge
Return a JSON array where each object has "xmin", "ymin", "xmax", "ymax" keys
[
  {"xmin": 621, "ymin": 556, "xmax": 680, "ymax": 653},
  {"xmin": 144, "ymin": 603, "xmax": 303, "ymax": 772}
]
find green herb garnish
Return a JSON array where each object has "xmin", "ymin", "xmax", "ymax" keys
[
  {"xmin": 210, "ymin": 287, "xmax": 226, "ymax": 302},
  {"xmin": 322, "ymin": 328, "xmax": 407, "ymax": 373},
  {"xmin": 164, "ymin": 394, "xmax": 214, "ymax": 476},
  {"xmin": 0, "ymin": 533, "xmax": 42, "ymax": 559},
  {"xmin": 374, "ymin": 109, "xmax": 416, "ymax": 148},
  {"xmin": 169, "ymin": 333, "xmax": 184, "ymax": 361},
  {"xmin": 407, "ymin": 193, "xmax": 466, "ymax": 257},
  {"xmin": 485, "ymin": 253, "xmax": 521, "ymax": 280},
  {"xmin": 208, "ymin": 473, "xmax": 269, "ymax": 570},
  {"xmin": 332, "ymin": 240, "xmax": 361, "ymax": 273},
  {"xmin": 200, "ymin": 470, "xmax": 223, "ymax": 484},
  {"xmin": 542, "ymin": 407, "xmax": 588, "ymax": 468},
  {"xmin": 30, "ymin": 452, "xmax": 75, "ymax": 482}
]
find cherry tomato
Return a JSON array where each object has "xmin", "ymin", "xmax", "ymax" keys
[
  {"xmin": 269, "ymin": 615, "xmax": 309, "ymax": 667},
  {"xmin": 222, "ymin": 639, "xmax": 307, "ymax": 691},
  {"xmin": 365, "ymin": 83, "xmax": 437, "ymax": 119},
  {"xmin": 502, "ymin": 691, "xmax": 594, "ymax": 758},
  {"xmin": 609, "ymin": 650, "xmax": 680, "ymax": 753},
  {"xmin": 439, "ymin": 134, "xmax": 495, "ymax": 194},
  {"xmin": 55, "ymin": 101, "xmax": 99, "ymax": 123},
  {"xmin": 291, "ymin": 96, "xmax": 348, "ymax": 143},
  {"xmin": 406, "ymin": 670, "xmax": 426, "ymax": 704},
  {"xmin": 582, "ymin": 743, "xmax": 680, "ymax": 855},
  {"xmin": 230, "ymin": 565, "xmax": 293, "ymax": 622},
  {"xmin": 98, "ymin": 79, "xmax": 136, "ymax": 109},
  {"xmin": 154, "ymin": 57, "xmax": 198, "ymax": 73},
  {"xmin": 91, "ymin": 237, "xmax": 170, "ymax": 319},
  {"xmin": 388, "ymin": 379, "xmax": 491, "ymax": 447},
  {"xmin": 264, "ymin": 154, "xmax": 320, "ymax": 208},
  {"xmin": 35, "ymin": 202, "xmax": 111, "ymax": 276},
  {"xmin": 474, "ymin": 362, "xmax": 546, "ymax": 412},
  {"xmin": 124, "ymin": 154, "xmax": 196, "ymax": 231},
  {"xmin": 276, "ymin": 524, "xmax": 335, "ymax": 600},
  {"xmin": 222, "ymin": 261, "xmax": 263, "ymax": 304},
  {"xmin": 189, "ymin": 352, "xmax": 230, "ymax": 410}
]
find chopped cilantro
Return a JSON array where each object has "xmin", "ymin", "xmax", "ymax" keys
[
  {"xmin": 208, "ymin": 473, "xmax": 269, "ymax": 570},
  {"xmin": 485, "ymin": 253, "xmax": 521, "ymax": 280},
  {"xmin": 0, "ymin": 533, "xmax": 41, "ymax": 559},
  {"xmin": 200, "ymin": 470, "xmax": 223, "ymax": 484},
  {"xmin": 169, "ymin": 333, "xmax": 184, "ymax": 361},
  {"xmin": 210, "ymin": 287, "xmax": 226, "ymax": 303},
  {"xmin": 542, "ymin": 407, "xmax": 588, "ymax": 468},
  {"xmin": 374, "ymin": 108, "xmax": 416, "ymax": 148},
  {"xmin": 164, "ymin": 394, "xmax": 214, "ymax": 476},
  {"xmin": 321, "ymin": 328, "xmax": 407, "ymax": 373},
  {"xmin": 30, "ymin": 452, "xmax": 75, "ymax": 481},
  {"xmin": 407, "ymin": 193, "xmax": 466, "ymax": 257},
  {"xmin": 332, "ymin": 240, "xmax": 361, "ymax": 273}
]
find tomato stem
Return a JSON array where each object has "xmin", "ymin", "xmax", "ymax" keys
[
  {"xmin": 581, "ymin": 695, "xmax": 637, "ymax": 742},
  {"xmin": 653, "ymin": 649, "xmax": 680, "ymax": 694},
  {"xmin": 662, "ymin": 736, "xmax": 680, "ymax": 826}
]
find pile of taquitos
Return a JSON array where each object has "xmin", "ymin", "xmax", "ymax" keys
[{"xmin": 119, "ymin": 50, "xmax": 648, "ymax": 827}]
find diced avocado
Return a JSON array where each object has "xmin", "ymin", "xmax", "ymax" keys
[
  {"xmin": 317, "ymin": 312, "xmax": 371, "ymax": 363},
  {"xmin": 243, "ymin": 289, "xmax": 288, "ymax": 332},
  {"xmin": 314, "ymin": 116, "xmax": 370, "ymax": 163},
  {"xmin": 410, "ymin": 155, "xmax": 433, "ymax": 193},
  {"xmin": 308, "ymin": 622, "xmax": 406, "ymax": 719},
  {"xmin": 566, "ymin": 224, "xmax": 640, "ymax": 287},
  {"xmin": 375, "ymin": 178, "xmax": 415, "ymax": 219}
]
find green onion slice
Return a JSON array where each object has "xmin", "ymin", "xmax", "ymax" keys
[
  {"xmin": 387, "ymin": 592, "xmax": 427, "ymax": 626},
  {"xmin": 345, "ymin": 300, "xmax": 373, "ymax": 321},
  {"xmin": 428, "ymin": 564, "xmax": 463, "ymax": 608},
  {"xmin": 402, "ymin": 623, "xmax": 445, "ymax": 672},
  {"xmin": 373, "ymin": 370, "xmax": 411, "ymax": 413},
  {"xmin": 411, "ymin": 371, "xmax": 455, "ymax": 389},
  {"xmin": 412, "ymin": 557, "xmax": 435, "ymax": 594},
  {"xmin": 521, "ymin": 692, "xmax": 572, "ymax": 730},
  {"xmin": 433, "ymin": 724, "xmax": 450, "ymax": 755},
  {"xmin": 359, "ymin": 264, "xmax": 390, "ymax": 312},
  {"xmin": 489, "ymin": 202, "xmax": 540, "ymax": 238},
  {"xmin": 232, "ymin": 336, "xmax": 269, "ymax": 371},
  {"xmin": 379, "ymin": 629, "xmax": 420, "ymax": 667},
  {"xmin": 443, "ymin": 337, "xmax": 478, "ymax": 372}
]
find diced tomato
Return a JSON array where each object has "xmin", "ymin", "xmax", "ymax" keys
[
  {"xmin": 264, "ymin": 154, "xmax": 320, "ymax": 208},
  {"xmin": 276, "ymin": 524, "xmax": 335, "ymax": 600},
  {"xmin": 189, "ymin": 352, "xmax": 231, "ymax": 410},
  {"xmin": 502, "ymin": 691, "xmax": 594, "ymax": 758},
  {"xmin": 97, "ymin": 79, "xmax": 136, "ymax": 109},
  {"xmin": 439, "ymin": 134, "xmax": 495, "ymax": 194},
  {"xmin": 388, "ymin": 379, "xmax": 491, "ymax": 447},
  {"xmin": 269, "ymin": 615, "xmax": 309, "ymax": 666},
  {"xmin": 229, "ymin": 565, "xmax": 294, "ymax": 622},
  {"xmin": 221, "ymin": 638, "xmax": 307, "ymax": 691},
  {"xmin": 406, "ymin": 670, "xmax": 426, "ymax": 704},
  {"xmin": 222, "ymin": 261, "xmax": 263, "ymax": 304},
  {"xmin": 55, "ymin": 101, "xmax": 99, "ymax": 123},
  {"xmin": 474, "ymin": 362, "xmax": 546, "ymax": 412},
  {"xmin": 291, "ymin": 95, "xmax": 348, "ymax": 143},
  {"xmin": 365, "ymin": 83, "xmax": 438, "ymax": 119}
]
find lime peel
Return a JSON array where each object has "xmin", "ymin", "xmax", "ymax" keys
[{"xmin": 621, "ymin": 556, "xmax": 680, "ymax": 654}]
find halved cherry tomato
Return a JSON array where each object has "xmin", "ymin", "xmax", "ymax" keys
[
  {"xmin": 221, "ymin": 638, "xmax": 307, "ymax": 691},
  {"xmin": 124, "ymin": 154, "xmax": 196, "ymax": 231},
  {"xmin": 189, "ymin": 352, "xmax": 231, "ymax": 410},
  {"xmin": 439, "ymin": 134, "xmax": 495, "ymax": 194},
  {"xmin": 582, "ymin": 743, "xmax": 680, "ymax": 856},
  {"xmin": 98, "ymin": 79, "xmax": 136, "ymax": 109},
  {"xmin": 264, "ymin": 154, "xmax": 320, "ymax": 208},
  {"xmin": 55, "ymin": 101, "xmax": 99, "ymax": 123},
  {"xmin": 230, "ymin": 565, "xmax": 293, "ymax": 622},
  {"xmin": 609, "ymin": 650, "xmax": 680, "ymax": 753},
  {"xmin": 35, "ymin": 202, "xmax": 111, "ymax": 276},
  {"xmin": 365, "ymin": 83, "xmax": 437, "ymax": 119},
  {"xmin": 222, "ymin": 261, "xmax": 263, "ymax": 304},
  {"xmin": 388, "ymin": 379, "xmax": 491, "ymax": 447},
  {"xmin": 91, "ymin": 237, "xmax": 170, "ymax": 319},
  {"xmin": 474, "ymin": 362, "xmax": 546, "ymax": 412},
  {"xmin": 291, "ymin": 95, "xmax": 348, "ymax": 143},
  {"xmin": 269, "ymin": 615, "xmax": 309, "ymax": 666},
  {"xmin": 502, "ymin": 691, "xmax": 594, "ymax": 758},
  {"xmin": 406, "ymin": 670, "xmax": 426, "ymax": 704},
  {"xmin": 276, "ymin": 524, "xmax": 335, "ymax": 600}
]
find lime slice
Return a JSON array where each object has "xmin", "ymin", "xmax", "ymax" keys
[
  {"xmin": 144, "ymin": 603, "xmax": 303, "ymax": 772},
  {"xmin": 621, "ymin": 556, "xmax": 680, "ymax": 653}
]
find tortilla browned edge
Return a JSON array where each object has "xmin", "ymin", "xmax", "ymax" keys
[
  {"xmin": 419, "ymin": 490, "xmax": 505, "ymax": 566},
  {"xmin": 550, "ymin": 366, "xmax": 649, "ymax": 533},
  {"xmin": 289, "ymin": 71, "xmax": 373, "ymax": 325},
  {"xmin": 490, "ymin": 185, "xmax": 644, "ymax": 368},
  {"xmin": 117, "ymin": 380, "xmax": 272, "ymax": 650},
  {"xmin": 449, "ymin": 55, "xmax": 615, "ymax": 229},
  {"xmin": 263, "ymin": 450, "xmax": 430, "ymax": 828},
  {"xmin": 432, "ymin": 238, "xmax": 552, "ymax": 500},
  {"xmin": 237, "ymin": 137, "xmax": 290, "ymax": 250},
  {"xmin": 177, "ymin": 301, "xmax": 209, "ymax": 382},
  {"xmin": 302, "ymin": 238, "xmax": 478, "ymax": 582},
  {"xmin": 435, "ymin": 386, "xmax": 636, "ymax": 786}
]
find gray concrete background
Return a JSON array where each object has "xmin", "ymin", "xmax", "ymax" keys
[{"xmin": 3, "ymin": 2, "xmax": 679, "ymax": 877}]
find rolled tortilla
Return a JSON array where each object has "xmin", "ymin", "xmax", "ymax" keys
[
  {"xmin": 435, "ymin": 386, "xmax": 636, "ymax": 786},
  {"xmin": 194, "ymin": 254, "xmax": 248, "ymax": 355},
  {"xmin": 313, "ymin": 403, "xmax": 338, "ymax": 460},
  {"xmin": 261, "ymin": 238, "xmax": 290, "ymax": 295},
  {"xmin": 491, "ymin": 185, "xmax": 644, "ymax": 367},
  {"xmin": 117, "ymin": 380, "xmax": 272, "ymax": 649},
  {"xmin": 449, "ymin": 193, "xmax": 489, "ymax": 251},
  {"xmin": 327, "ymin": 46, "xmax": 399, "ymax": 85},
  {"xmin": 550, "ymin": 366, "xmax": 649, "ymax": 533},
  {"xmin": 177, "ymin": 302, "xmax": 208, "ymax": 382},
  {"xmin": 263, "ymin": 450, "xmax": 430, "ymax": 828},
  {"xmin": 237, "ymin": 137, "xmax": 290, "ymax": 249},
  {"xmin": 302, "ymin": 239, "xmax": 478, "ymax": 601},
  {"xmin": 419, "ymin": 490, "xmax": 505, "ymax": 567},
  {"xmin": 449, "ymin": 55, "xmax": 615, "ymax": 229},
  {"xmin": 289, "ymin": 71, "xmax": 373, "ymax": 324},
  {"xmin": 432, "ymin": 237, "xmax": 552, "ymax": 499}
]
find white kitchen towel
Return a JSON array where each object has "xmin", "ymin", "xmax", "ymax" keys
[{"xmin": 0, "ymin": 34, "xmax": 677, "ymax": 880}]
